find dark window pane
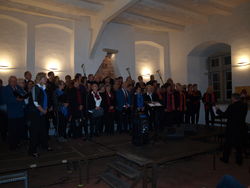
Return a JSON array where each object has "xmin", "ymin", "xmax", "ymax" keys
[
  {"xmin": 224, "ymin": 56, "xmax": 231, "ymax": 65},
  {"xmin": 226, "ymin": 81, "xmax": 232, "ymax": 90},
  {"xmin": 213, "ymin": 82, "xmax": 220, "ymax": 90},
  {"xmin": 215, "ymin": 91, "xmax": 221, "ymax": 99},
  {"xmin": 226, "ymin": 91, "xmax": 232, "ymax": 99},
  {"xmin": 226, "ymin": 72, "xmax": 232, "ymax": 80},
  {"xmin": 213, "ymin": 73, "xmax": 219, "ymax": 81},
  {"xmin": 211, "ymin": 59, "xmax": 219, "ymax": 67}
]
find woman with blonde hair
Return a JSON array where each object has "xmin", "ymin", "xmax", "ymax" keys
[{"xmin": 28, "ymin": 72, "xmax": 51, "ymax": 157}]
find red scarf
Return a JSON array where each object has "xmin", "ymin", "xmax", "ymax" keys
[
  {"xmin": 76, "ymin": 88, "xmax": 82, "ymax": 105},
  {"xmin": 106, "ymin": 91, "xmax": 115, "ymax": 112},
  {"xmin": 204, "ymin": 92, "xmax": 216, "ymax": 109},
  {"xmin": 166, "ymin": 92, "xmax": 175, "ymax": 112},
  {"xmin": 92, "ymin": 91, "xmax": 100, "ymax": 100},
  {"xmin": 179, "ymin": 92, "xmax": 186, "ymax": 112}
]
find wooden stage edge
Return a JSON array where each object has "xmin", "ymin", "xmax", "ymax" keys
[{"xmin": 0, "ymin": 132, "xmax": 220, "ymax": 175}]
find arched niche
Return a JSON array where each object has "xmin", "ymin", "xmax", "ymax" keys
[
  {"xmin": 187, "ymin": 41, "xmax": 231, "ymax": 93},
  {"xmin": 135, "ymin": 41, "xmax": 164, "ymax": 82},
  {"xmin": 35, "ymin": 23, "xmax": 74, "ymax": 77},
  {"xmin": 187, "ymin": 41, "xmax": 231, "ymax": 124},
  {"xmin": 0, "ymin": 14, "xmax": 27, "ymax": 79}
]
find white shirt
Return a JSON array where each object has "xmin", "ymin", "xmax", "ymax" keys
[
  {"xmin": 92, "ymin": 91, "xmax": 102, "ymax": 107},
  {"xmin": 147, "ymin": 92, "xmax": 153, "ymax": 102}
]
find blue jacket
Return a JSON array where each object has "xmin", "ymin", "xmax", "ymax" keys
[
  {"xmin": 4, "ymin": 85, "xmax": 25, "ymax": 118},
  {"xmin": 0, "ymin": 86, "xmax": 4, "ymax": 105},
  {"xmin": 115, "ymin": 88, "xmax": 131, "ymax": 111}
]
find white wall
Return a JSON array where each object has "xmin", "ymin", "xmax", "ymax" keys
[
  {"xmin": 0, "ymin": 10, "xmax": 74, "ymax": 84},
  {"xmin": 0, "ymin": 14, "xmax": 27, "ymax": 80},
  {"xmin": 168, "ymin": 2, "xmax": 250, "ymax": 123},
  {"xmin": 169, "ymin": 2, "xmax": 250, "ymax": 87},
  {"xmin": 87, "ymin": 23, "xmax": 169, "ymax": 79},
  {"xmin": 134, "ymin": 29, "xmax": 170, "ymax": 82},
  {"xmin": 0, "ymin": 9, "xmax": 169, "ymax": 84},
  {"xmin": 35, "ymin": 24, "xmax": 73, "ymax": 77},
  {"xmin": 135, "ymin": 42, "xmax": 162, "ymax": 82},
  {"xmin": 89, "ymin": 23, "xmax": 136, "ymax": 78}
]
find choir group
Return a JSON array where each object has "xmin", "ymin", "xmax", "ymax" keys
[{"xmin": 0, "ymin": 71, "xmax": 226, "ymax": 157}]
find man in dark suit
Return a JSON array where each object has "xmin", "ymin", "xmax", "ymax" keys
[
  {"xmin": 143, "ymin": 85, "xmax": 161, "ymax": 139},
  {"xmin": 116, "ymin": 82, "xmax": 131, "ymax": 133},
  {"xmin": 217, "ymin": 93, "xmax": 248, "ymax": 165},
  {"xmin": 0, "ymin": 79, "xmax": 7, "ymax": 142},
  {"xmin": 4, "ymin": 76, "xmax": 25, "ymax": 150},
  {"xmin": 24, "ymin": 71, "xmax": 32, "ymax": 83}
]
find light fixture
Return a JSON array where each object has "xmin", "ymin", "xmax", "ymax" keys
[
  {"xmin": 233, "ymin": 61, "xmax": 250, "ymax": 68},
  {"xmin": 0, "ymin": 65, "xmax": 9, "ymax": 68},
  {"xmin": 46, "ymin": 58, "xmax": 61, "ymax": 72},
  {"xmin": 48, "ymin": 67, "xmax": 58, "ymax": 71},
  {"xmin": 0, "ymin": 57, "xmax": 14, "ymax": 71},
  {"xmin": 141, "ymin": 67, "xmax": 151, "ymax": 80},
  {"xmin": 238, "ymin": 62, "xmax": 250, "ymax": 66}
]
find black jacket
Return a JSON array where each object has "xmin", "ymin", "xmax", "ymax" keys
[
  {"xmin": 87, "ymin": 92, "xmax": 104, "ymax": 111},
  {"xmin": 143, "ymin": 92, "xmax": 159, "ymax": 103},
  {"xmin": 67, "ymin": 87, "xmax": 85, "ymax": 118},
  {"xmin": 217, "ymin": 101, "xmax": 248, "ymax": 143}
]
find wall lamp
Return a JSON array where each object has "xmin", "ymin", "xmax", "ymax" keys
[
  {"xmin": 233, "ymin": 62, "xmax": 250, "ymax": 67},
  {"xmin": 0, "ymin": 65, "xmax": 16, "ymax": 70}
]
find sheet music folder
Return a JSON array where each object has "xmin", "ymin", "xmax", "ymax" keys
[{"xmin": 147, "ymin": 102, "xmax": 162, "ymax": 107}]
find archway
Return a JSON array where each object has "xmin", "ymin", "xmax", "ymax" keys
[
  {"xmin": 187, "ymin": 41, "xmax": 231, "ymax": 124},
  {"xmin": 35, "ymin": 23, "xmax": 73, "ymax": 77},
  {"xmin": 187, "ymin": 41, "xmax": 231, "ymax": 99},
  {"xmin": 0, "ymin": 14, "xmax": 27, "ymax": 83},
  {"xmin": 135, "ymin": 41, "xmax": 164, "ymax": 82}
]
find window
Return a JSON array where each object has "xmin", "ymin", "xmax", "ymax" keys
[{"xmin": 208, "ymin": 55, "xmax": 232, "ymax": 102}]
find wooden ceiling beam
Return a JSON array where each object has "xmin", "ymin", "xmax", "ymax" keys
[
  {"xmin": 113, "ymin": 12, "xmax": 185, "ymax": 32},
  {"xmin": 153, "ymin": 0, "xmax": 232, "ymax": 16},
  {"xmin": 128, "ymin": 1, "xmax": 207, "ymax": 25}
]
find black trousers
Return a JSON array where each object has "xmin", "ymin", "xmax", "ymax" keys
[
  {"xmin": 89, "ymin": 116, "xmax": 103, "ymax": 137},
  {"xmin": 117, "ymin": 109, "xmax": 130, "ymax": 133},
  {"xmin": 165, "ymin": 112, "xmax": 175, "ymax": 127},
  {"xmin": 205, "ymin": 106, "xmax": 215, "ymax": 126},
  {"xmin": 149, "ymin": 108, "xmax": 162, "ymax": 134},
  {"xmin": 29, "ymin": 114, "xmax": 48, "ymax": 153},
  {"xmin": 8, "ymin": 117, "xmax": 24, "ymax": 149},
  {"xmin": 104, "ymin": 112, "xmax": 115, "ymax": 135},
  {"xmin": 175, "ymin": 111, "xmax": 184, "ymax": 126},
  {"xmin": 185, "ymin": 104, "xmax": 194, "ymax": 124},
  {"xmin": 222, "ymin": 135, "xmax": 243, "ymax": 164},
  {"xmin": 0, "ymin": 110, "xmax": 8, "ymax": 141},
  {"xmin": 58, "ymin": 113, "xmax": 67, "ymax": 138},
  {"xmin": 192, "ymin": 103, "xmax": 200, "ymax": 125},
  {"xmin": 70, "ymin": 117, "xmax": 83, "ymax": 138}
]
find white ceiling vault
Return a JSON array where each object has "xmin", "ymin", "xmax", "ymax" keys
[{"xmin": 0, "ymin": 0, "xmax": 249, "ymax": 54}]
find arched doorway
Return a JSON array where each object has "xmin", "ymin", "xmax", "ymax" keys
[{"xmin": 187, "ymin": 42, "xmax": 231, "ymax": 102}]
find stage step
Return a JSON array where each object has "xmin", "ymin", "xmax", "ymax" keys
[
  {"xmin": 108, "ymin": 161, "xmax": 140, "ymax": 179},
  {"xmin": 100, "ymin": 172, "xmax": 130, "ymax": 188}
]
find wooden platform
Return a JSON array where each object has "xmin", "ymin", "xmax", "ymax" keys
[
  {"xmin": 0, "ymin": 127, "xmax": 220, "ymax": 175},
  {"xmin": 92, "ymin": 134, "xmax": 219, "ymax": 165},
  {"xmin": 0, "ymin": 139, "xmax": 114, "ymax": 174}
]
